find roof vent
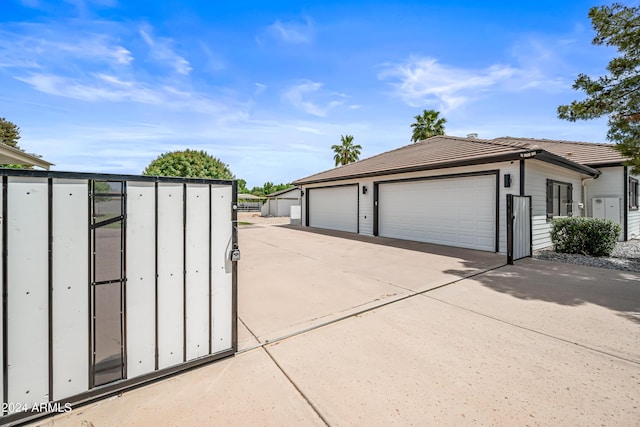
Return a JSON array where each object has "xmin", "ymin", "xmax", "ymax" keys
[{"xmin": 466, "ymin": 133, "xmax": 478, "ymax": 138}]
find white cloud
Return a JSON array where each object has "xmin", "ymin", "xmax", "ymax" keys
[
  {"xmin": 378, "ymin": 56, "xmax": 517, "ymax": 112},
  {"xmin": 0, "ymin": 28, "xmax": 133, "ymax": 68},
  {"xmin": 283, "ymin": 81, "xmax": 345, "ymax": 117},
  {"xmin": 139, "ymin": 24, "xmax": 192, "ymax": 75},
  {"xmin": 295, "ymin": 126, "xmax": 325, "ymax": 135},
  {"xmin": 263, "ymin": 17, "xmax": 314, "ymax": 44},
  {"xmin": 254, "ymin": 82, "xmax": 267, "ymax": 95},
  {"xmin": 506, "ymin": 35, "xmax": 579, "ymax": 92},
  {"xmin": 14, "ymin": 71, "xmax": 243, "ymax": 118}
]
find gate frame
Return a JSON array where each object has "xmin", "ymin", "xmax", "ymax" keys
[
  {"xmin": 506, "ymin": 194, "xmax": 532, "ymax": 265},
  {"xmin": 0, "ymin": 168, "xmax": 238, "ymax": 426}
]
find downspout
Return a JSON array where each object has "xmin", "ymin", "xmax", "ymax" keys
[{"xmin": 581, "ymin": 176, "xmax": 597, "ymax": 217}]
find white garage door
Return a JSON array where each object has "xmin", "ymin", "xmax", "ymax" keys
[
  {"xmin": 309, "ymin": 185, "xmax": 358, "ymax": 233},
  {"xmin": 378, "ymin": 174, "xmax": 496, "ymax": 251}
]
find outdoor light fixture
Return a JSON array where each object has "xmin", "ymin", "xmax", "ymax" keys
[
  {"xmin": 504, "ymin": 174, "xmax": 512, "ymax": 188},
  {"xmin": 362, "ymin": 185, "xmax": 368, "ymax": 194}
]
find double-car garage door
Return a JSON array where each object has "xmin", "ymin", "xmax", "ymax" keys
[
  {"xmin": 377, "ymin": 174, "xmax": 496, "ymax": 251},
  {"xmin": 306, "ymin": 173, "xmax": 497, "ymax": 252}
]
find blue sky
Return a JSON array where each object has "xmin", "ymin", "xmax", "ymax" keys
[{"xmin": 0, "ymin": 0, "xmax": 619, "ymax": 187}]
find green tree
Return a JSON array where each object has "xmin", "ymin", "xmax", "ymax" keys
[
  {"xmin": 249, "ymin": 182, "xmax": 293, "ymax": 196},
  {"xmin": 331, "ymin": 134, "xmax": 362, "ymax": 167},
  {"xmin": 237, "ymin": 179, "xmax": 249, "ymax": 194},
  {"xmin": 0, "ymin": 117, "xmax": 37, "ymax": 169},
  {"xmin": 558, "ymin": 3, "xmax": 640, "ymax": 172},
  {"xmin": 143, "ymin": 149, "xmax": 235, "ymax": 179},
  {"xmin": 410, "ymin": 109, "xmax": 446, "ymax": 142},
  {"xmin": 0, "ymin": 117, "xmax": 21, "ymax": 148}
]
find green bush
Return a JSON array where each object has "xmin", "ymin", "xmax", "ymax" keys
[{"xmin": 550, "ymin": 217, "xmax": 621, "ymax": 257}]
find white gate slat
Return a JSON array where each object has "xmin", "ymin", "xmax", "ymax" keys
[{"xmin": 7, "ymin": 177, "xmax": 49, "ymax": 409}]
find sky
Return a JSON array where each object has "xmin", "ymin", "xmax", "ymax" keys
[{"xmin": 0, "ymin": 0, "xmax": 625, "ymax": 187}]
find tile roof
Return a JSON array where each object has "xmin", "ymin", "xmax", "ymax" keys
[
  {"xmin": 293, "ymin": 135, "xmax": 626, "ymax": 185},
  {"xmin": 293, "ymin": 136, "xmax": 528, "ymax": 185},
  {"xmin": 266, "ymin": 187, "xmax": 300, "ymax": 197},
  {"xmin": 490, "ymin": 137, "xmax": 626, "ymax": 167}
]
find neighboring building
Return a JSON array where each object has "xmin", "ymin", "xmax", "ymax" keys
[
  {"xmin": 237, "ymin": 193, "xmax": 263, "ymax": 212},
  {"xmin": 0, "ymin": 144, "xmax": 52, "ymax": 169},
  {"xmin": 261, "ymin": 187, "xmax": 301, "ymax": 217},
  {"xmin": 293, "ymin": 136, "xmax": 639, "ymax": 253}
]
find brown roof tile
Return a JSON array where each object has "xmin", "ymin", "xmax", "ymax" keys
[
  {"xmin": 293, "ymin": 136, "xmax": 528, "ymax": 185},
  {"xmin": 293, "ymin": 135, "xmax": 625, "ymax": 185},
  {"xmin": 490, "ymin": 137, "xmax": 626, "ymax": 166}
]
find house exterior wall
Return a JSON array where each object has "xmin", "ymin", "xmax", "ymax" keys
[
  {"xmin": 524, "ymin": 160, "xmax": 585, "ymax": 250},
  {"xmin": 301, "ymin": 160, "xmax": 521, "ymax": 253},
  {"xmin": 262, "ymin": 198, "xmax": 300, "ymax": 217},
  {"xmin": 584, "ymin": 166, "xmax": 624, "ymax": 240},
  {"xmin": 582, "ymin": 166, "xmax": 640, "ymax": 240},
  {"xmin": 271, "ymin": 188, "xmax": 301, "ymax": 199}
]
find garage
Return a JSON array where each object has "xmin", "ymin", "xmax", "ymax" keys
[
  {"xmin": 376, "ymin": 173, "xmax": 498, "ymax": 252},
  {"xmin": 307, "ymin": 185, "xmax": 358, "ymax": 233}
]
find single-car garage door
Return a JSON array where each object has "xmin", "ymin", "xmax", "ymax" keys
[
  {"xmin": 377, "ymin": 174, "xmax": 496, "ymax": 251},
  {"xmin": 308, "ymin": 185, "xmax": 358, "ymax": 233}
]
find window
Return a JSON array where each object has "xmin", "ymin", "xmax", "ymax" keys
[
  {"xmin": 630, "ymin": 177, "xmax": 639, "ymax": 210},
  {"xmin": 91, "ymin": 180, "xmax": 126, "ymax": 387},
  {"xmin": 546, "ymin": 179, "xmax": 573, "ymax": 221}
]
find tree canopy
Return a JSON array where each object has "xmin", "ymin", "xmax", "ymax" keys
[
  {"xmin": 249, "ymin": 182, "xmax": 292, "ymax": 196},
  {"xmin": 143, "ymin": 149, "xmax": 235, "ymax": 179},
  {"xmin": 331, "ymin": 134, "xmax": 362, "ymax": 167},
  {"xmin": 0, "ymin": 117, "xmax": 21, "ymax": 148},
  {"xmin": 237, "ymin": 178, "xmax": 249, "ymax": 194},
  {"xmin": 0, "ymin": 117, "xmax": 37, "ymax": 169},
  {"xmin": 410, "ymin": 109, "xmax": 446, "ymax": 142},
  {"xmin": 557, "ymin": 3, "xmax": 640, "ymax": 172}
]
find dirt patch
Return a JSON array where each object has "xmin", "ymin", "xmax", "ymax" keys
[{"xmin": 238, "ymin": 212, "xmax": 291, "ymax": 226}]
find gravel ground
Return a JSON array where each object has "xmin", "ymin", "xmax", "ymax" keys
[{"xmin": 534, "ymin": 239, "xmax": 640, "ymax": 272}]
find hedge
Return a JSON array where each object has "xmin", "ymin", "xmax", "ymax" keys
[{"xmin": 550, "ymin": 217, "xmax": 621, "ymax": 257}]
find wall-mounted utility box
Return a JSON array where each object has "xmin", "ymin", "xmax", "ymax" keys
[{"xmin": 592, "ymin": 197, "xmax": 622, "ymax": 241}]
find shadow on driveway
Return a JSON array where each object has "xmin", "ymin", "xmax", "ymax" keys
[
  {"xmin": 278, "ymin": 224, "xmax": 504, "ymax": 275},
  {"xmin": 443, "ymin": 257, "xmax": 640, "ymax": 325}
]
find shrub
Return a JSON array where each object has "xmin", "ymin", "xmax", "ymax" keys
[{"xmin": 550, "ymin": 217, "xmax": 621, "ymax": 257}]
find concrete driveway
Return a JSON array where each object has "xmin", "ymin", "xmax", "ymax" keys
[{"xmin": 36, "ymin": 225, "xmax": 640, "ymax": 426}]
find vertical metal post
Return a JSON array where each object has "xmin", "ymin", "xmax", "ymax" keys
[
  {"xmin": 154, "ymin": 182, "xmax": 159, "ymax": 371},
  {"xmin": 47, "ymin": 178, "xmax": 53, "ymax": 401},
  {"xmin": 121, "ymin": 181, "xmax": 127, "ymax": 380},
  {"xmin": 2, "ymin": 176, "xmax": 8, "ymax": 410},
  {"xmin": 208, "ymin": 185, "xmax": 212, "ymax": 355},
  {"xmin": 231, "ymin": 180, "xmax": 238, "ymax": 353},
  {"xmin": 182, "ymin": 183, "xmax": 187, "ymax": 362},
  {"xmin": 304, "ymin": 188, "xmax": 309, "ymax": 227}
]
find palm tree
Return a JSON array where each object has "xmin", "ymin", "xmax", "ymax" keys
[
  {"xmin": 331, "ymin": 134, "xmax": 362, "ymax": 167},
  {"xmin": 410, "ymin": 109, "xmax": 446, "ymax": 143}
]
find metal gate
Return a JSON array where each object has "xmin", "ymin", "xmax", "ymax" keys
[
  {"xmin": 507, "ymin": 194, "xmax": 532, "ymax": 264},
  {"xmin": 0, "ymin": 169, "xmax": 238, "ymax": 425}
]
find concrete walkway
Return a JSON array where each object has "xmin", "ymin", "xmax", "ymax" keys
[{"xmin": 34, "ymin": 225, "xmax": 640, "ymax": 426}]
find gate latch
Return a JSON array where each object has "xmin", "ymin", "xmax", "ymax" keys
[{"xmin": 230, "ymin": 248, "xmax": 241, "ymax": 262}]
